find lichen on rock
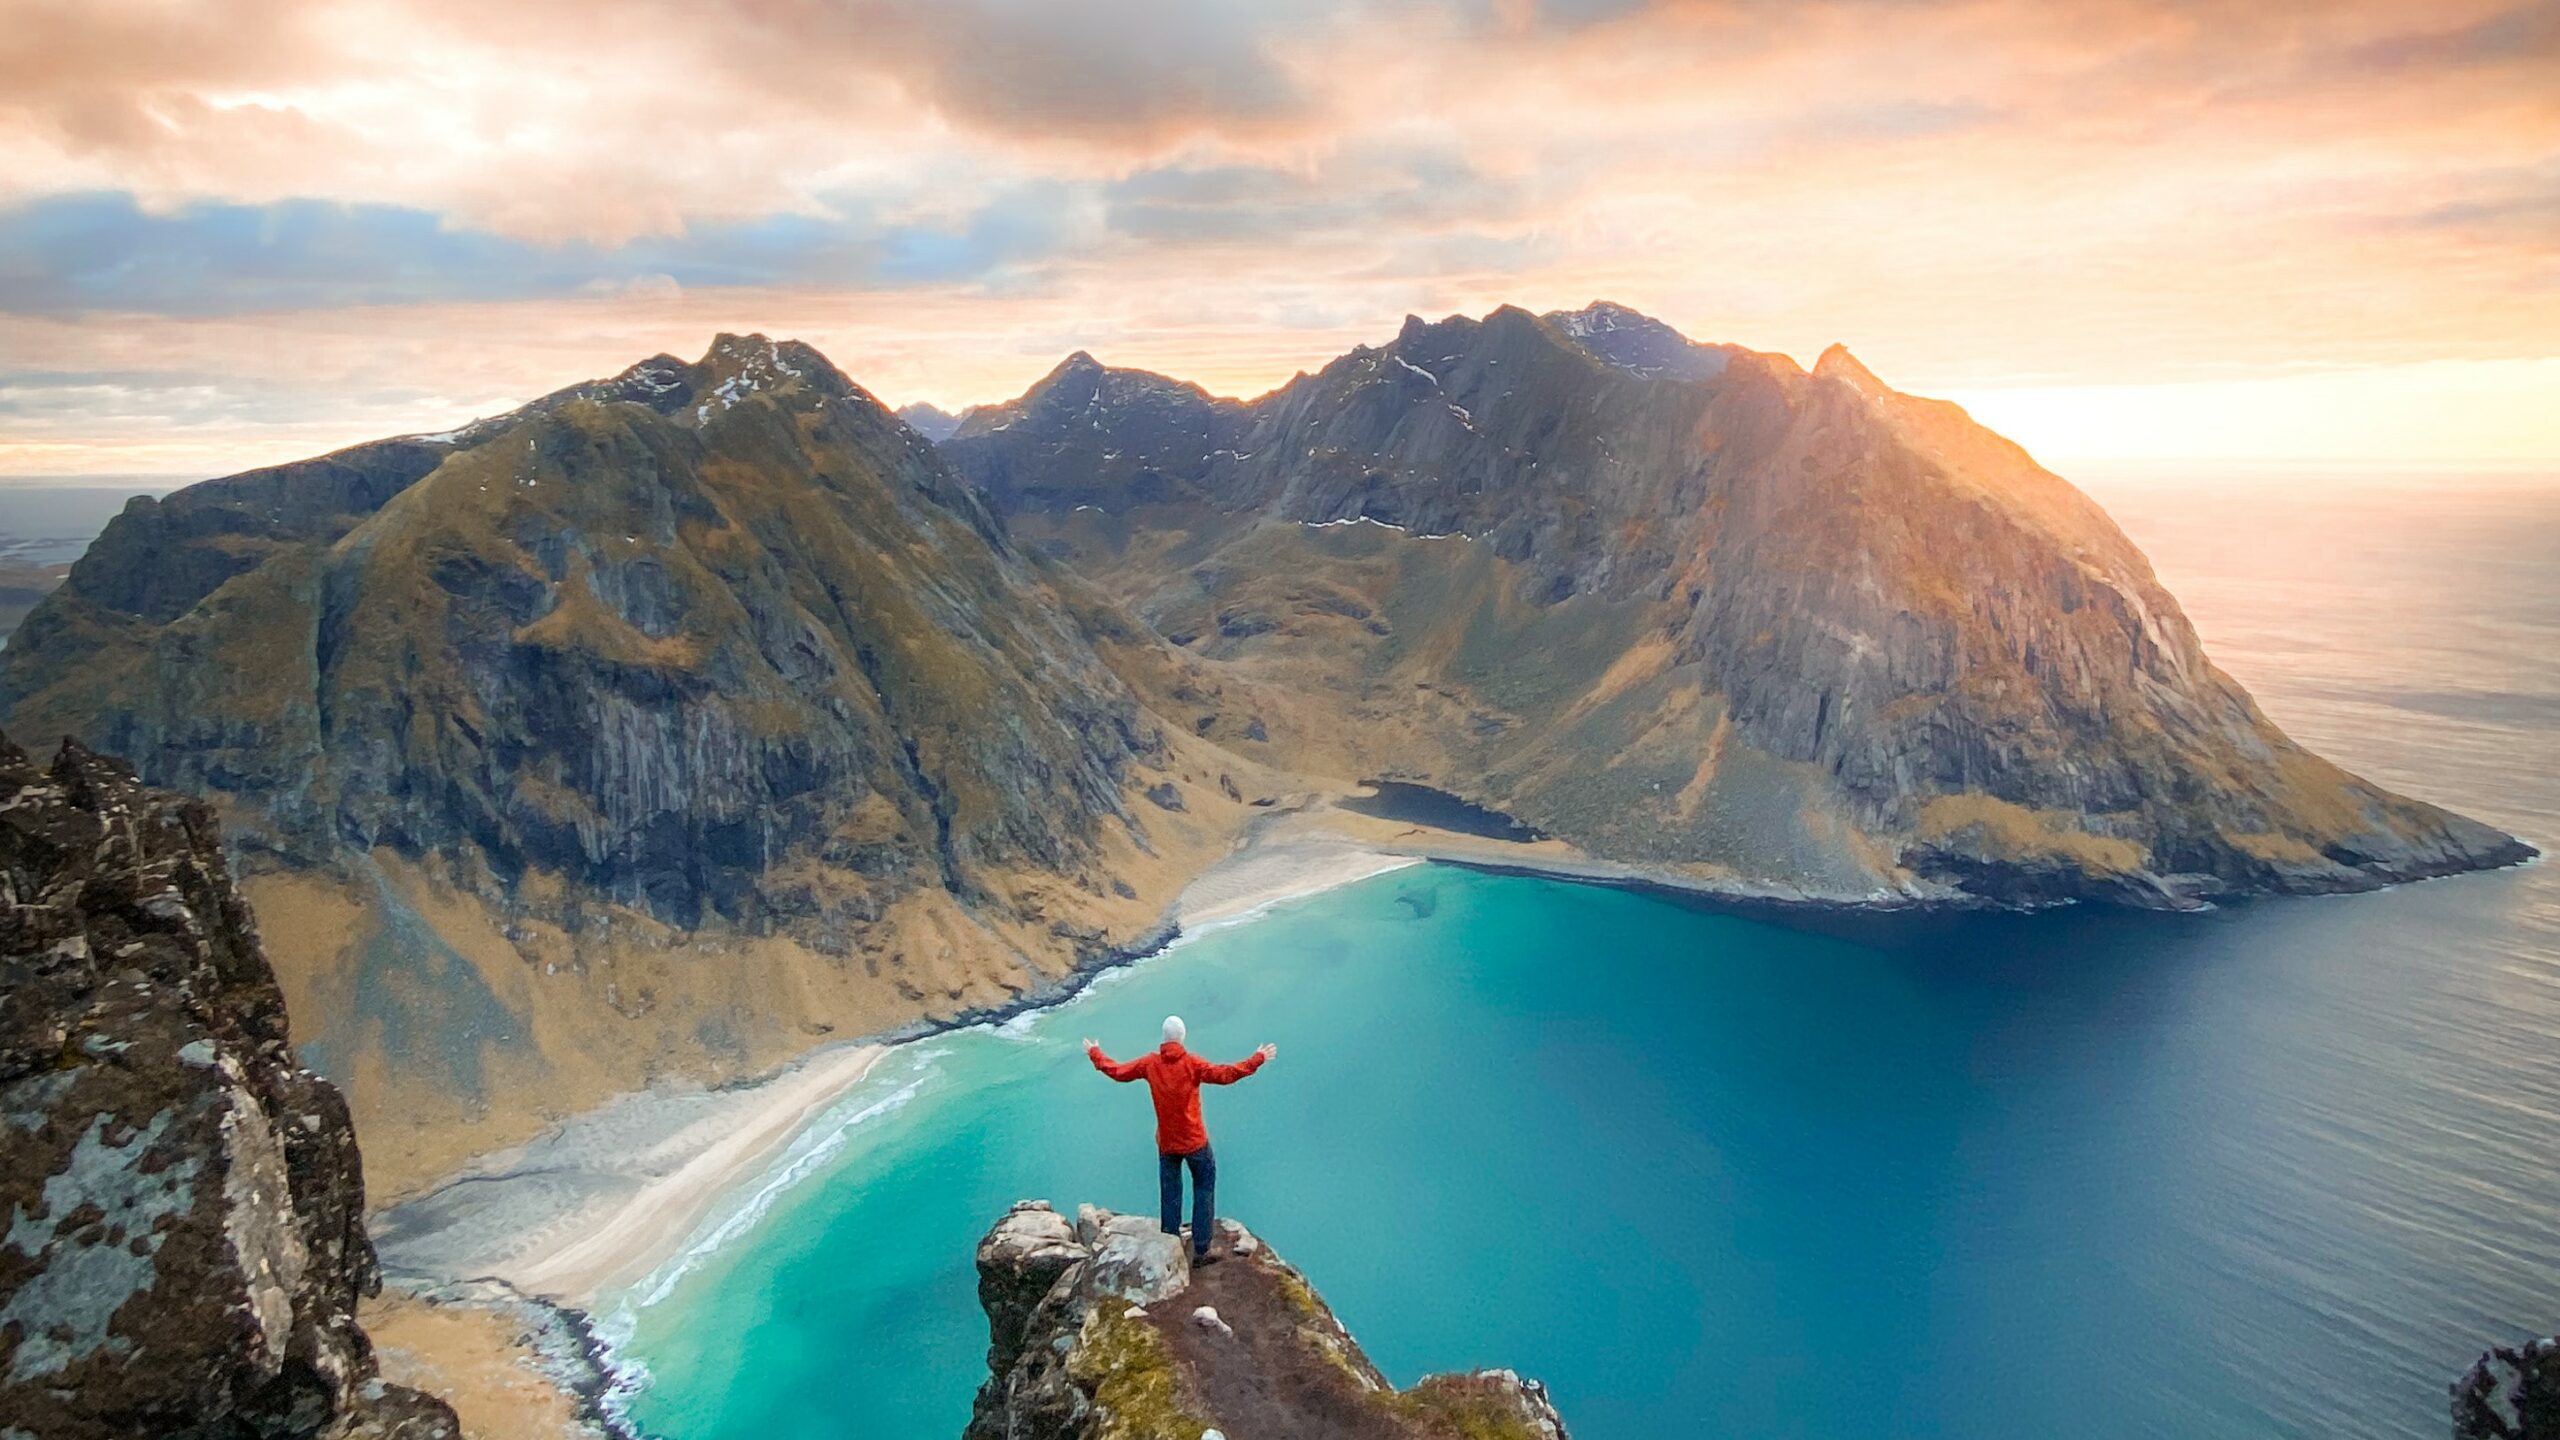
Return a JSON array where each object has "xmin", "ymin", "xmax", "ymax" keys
[
  {"xmin": 0, "ymin": 733, "xmax": 457, "ymax": 1439},
  {"xmin": 967, "ymin": 1200, "xmax": 1569, "ymax": 1440}
]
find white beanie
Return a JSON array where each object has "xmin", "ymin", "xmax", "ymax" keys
[{"xmin": 1162, "ymin": 1015, "xmax": 1187, "ymax": 1044}]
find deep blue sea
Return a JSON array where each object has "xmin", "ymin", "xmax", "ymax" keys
[{"xmin": 604, "ymin": 470, "xmax": 2559, "ymax": 1440}]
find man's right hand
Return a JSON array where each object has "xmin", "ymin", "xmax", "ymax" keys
[
  {"xmin": 1255, "ymin": 1042, "xmax": 1278, "ymax": 1063},
  {"xmin": 1081, "ymin": 1037, "xmax": 1100, "ymax": 1052}
]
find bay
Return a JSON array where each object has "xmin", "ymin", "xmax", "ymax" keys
[{"xmin": 607, "ymin": 470, "xmax": 2560, "ymax": 1439}]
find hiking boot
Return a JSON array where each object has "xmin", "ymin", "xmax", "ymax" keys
[{"xmin": 1192, "ymin": 1249, "xmax": 1223, "ymax": 1267}]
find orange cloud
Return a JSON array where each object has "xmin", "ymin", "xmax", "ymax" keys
[{"xmin": 0, "ymin": 0, "xmax": 2552, "ymax": 472}]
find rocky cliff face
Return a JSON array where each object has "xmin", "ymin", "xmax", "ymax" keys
[
  {"xmin": 2456, "ymin": 1335, "xmax": 2560, "ymax": 1439},
  {"xmin": 0, "ymin": 734, "xmax": 458, "ymax": 1439},
  {"xmin": 968, "ymin": 1201, "xmax": 1569, "ymax": 1440},
  {"xmin": 941, "ymin": 302, "xmax": 2533, "ymax": 906}
]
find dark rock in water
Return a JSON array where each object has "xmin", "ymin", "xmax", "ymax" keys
[
  {"xmin": 0, "ymin": 733, "xmax": 457, "ymax": 1439},
  {"xmin": 2455, "ymin": 1335, "xmax": 2560, "ymax": 1439},
  {"xmin": 967, "ymin": 1200, "xmax": 1571, "ymax": 1440}
]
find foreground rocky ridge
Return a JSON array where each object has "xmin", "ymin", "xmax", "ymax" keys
[
  {"xmin": 943, "ymin": 302, "xmax": 2532, "ymax": 906},
  {"xmin": 969, "ymin": 1200, "xmax": 1568, "ymax": 1440},
  {"xmin": 0, "ymin": 734, "xmax": 457, "ymax": 1438}
]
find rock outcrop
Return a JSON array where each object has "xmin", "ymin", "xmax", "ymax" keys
[
  {"xmin": 967, "ymin": 1200, "xmax": 1569, "ymax": 1440},
  {"xmin": 2456, "ymin": 1335, "xmax": 2560, "ymax": 1439},
  {"xmin": 941, "ymin": 302, "xmax": 2535, "ymax": 906},
  {"xmin": 0, "ymin": 733, "xmax": 458, "ymax": 1439}
]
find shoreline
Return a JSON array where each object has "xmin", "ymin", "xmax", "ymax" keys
[
  {"xmin": 369, "ymin": 811, "xmax": 1862, "ymax": 1321},
  {"xmin": 369, "ymin": 824, "xmax": 1431, "ymax": 1316},
  {"xmin": 370, "ymin": 1038, "xmax": 892, "ymax": 1306},
  {"xmin": 371, "ymin": 800, "xmax": 2502, "ymax": 1307},
  {"xmin": 363, "ymin": 797, "xmax": 2546, "ymax": 1431}
]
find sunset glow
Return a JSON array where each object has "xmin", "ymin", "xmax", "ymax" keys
[{"xmin": 1, "ymin": 0, "xmax": 2554, "ymax": 476}]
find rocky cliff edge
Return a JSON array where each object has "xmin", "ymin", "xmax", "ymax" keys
[
  {"xmin": 0, "ymin": 732, "xmax": 457, "ymax": 1439},
  {"xmin": 968, "ymin": 1199, "xmax": 1569, "ymax": 1440}
]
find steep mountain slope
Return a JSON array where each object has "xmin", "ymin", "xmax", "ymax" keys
[
  {"xmin": 0, "ymin": 336, "xmax": 1265, "ymax": 1190},
  {"xmin": 0, "ymin": 735, "xmax": 458, "ymax": 1440},
  {"xmin": 941, "ymin": 303, "xmax": 2531, "ymax": 905}
]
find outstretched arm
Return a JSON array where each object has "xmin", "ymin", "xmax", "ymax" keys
[
  {"xmin": 1083, "ymin": 1038, "xmax": 1148, "ymax": 1082},
  {"xmin": 1196, "ymin": 1043, "xmax": 1278, "ymax": 1085}
]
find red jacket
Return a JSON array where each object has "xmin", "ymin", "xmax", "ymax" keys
[{"xmin": 1088, "ymin": 1039, "xmax": 1266, "ymax": 1154}]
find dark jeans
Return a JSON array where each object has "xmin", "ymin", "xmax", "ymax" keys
[{"xmin": 1158, "ymin": 1144, "xmax": 1216, "ymax": 1256}]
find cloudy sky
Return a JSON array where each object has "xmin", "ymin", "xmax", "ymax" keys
[{"xmin": 1, "ymin": 0, "xmax": 2554, "ymax": 477}]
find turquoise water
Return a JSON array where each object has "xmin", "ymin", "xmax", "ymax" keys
[{"xmin": 618, "ymin": 475, "xmax": 2560, "ymax": 1439}]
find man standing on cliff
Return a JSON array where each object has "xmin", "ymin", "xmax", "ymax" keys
[{"xmin": 1082, "ymin": 1016, "xmax": 1276, "ymax": 1264}]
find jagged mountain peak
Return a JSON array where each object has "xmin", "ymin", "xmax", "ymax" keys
[
  {"xmin": 1542, "ymin": 299, "xmax": 1735, "ymax": 380},
  {"xmin": 398, "ymin": 334, "xmax": 861, "ymax": 454},
  {"xmin": 1551, "ymin": 298, "xmax": 1657, "ymax": 333},
  {"xmin": 898, "ymin": 400, "xmax": 965, "ymax": 442},
  {"xmin": 689, "ymin": 331, "xmax": 861, "ymax": 411},
  {"xmin": 958, "ymin": 352, "xmax": 1234, "ymax": 444},
  {"xmin": 1813, "ymin": 341, "xmax": 1889, "ymax": 396}
]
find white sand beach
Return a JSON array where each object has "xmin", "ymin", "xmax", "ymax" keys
[
  {"xmin": 367, "ymin": 800, "xmax": 1628, "ymax": 1317},
  {"xmin": 372, "ymin": 1040, "xmax": 887, "ymax": 1308},
  {"xmin": 1174, "ymin": 834, "xmax": 1424, "ymax": 929}
]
